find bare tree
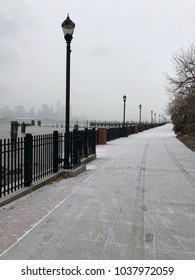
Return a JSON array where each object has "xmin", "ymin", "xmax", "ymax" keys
[
  {"xmin": 166, "ymin": 44, "xmax": 195, "ymax": 97},
  {"xmin": 166, "ymin": 95, "xmax": 187, "ymax": 123},
  {"xmin": 166, "ymin": 43, "xmax": 195, "ymax": 132}
]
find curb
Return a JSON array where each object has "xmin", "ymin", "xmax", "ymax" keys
[{"xmin": 0, "ymin": 154, "xmax": 96, "ymax": 208}]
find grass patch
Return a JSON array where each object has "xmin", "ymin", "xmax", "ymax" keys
[{"xmin": 177, "ymin": 134, "xmax": 195, "ymax": 152}]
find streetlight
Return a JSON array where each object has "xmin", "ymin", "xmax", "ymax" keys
[
  {"xmin": 154, "ymin": 113, "xmax": 156, "ymax": 124},
  {"xmin": 123, "ymin": 95, "xmax": 127, "ymax": 124},
  {"xmin": 151, "ymin": 110, "xmax": 153, "ymax": 125},
  {"xmin": 61, "ymin": 14, "xmax": 75, "ymax": 169},
  {"xmin": 123, "ymin": 95, "xmax": 127, "ymax": 137},
  {"xmin": 139, "ymin": 104, "xmax": 142, "ymax": 124}
]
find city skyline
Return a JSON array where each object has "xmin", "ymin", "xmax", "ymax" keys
[
  {"xmin": 0, "ymin": 101, "xmax": 89, "ymax": 122},
  {"xmin": 0, "ymin": 101, "xmax": 65, "ymax": 120}
]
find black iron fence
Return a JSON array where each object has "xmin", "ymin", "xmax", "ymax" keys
[
  {"xmin": 0, "ymin": 138, "xmax": 24, "ymax": 197},
  {"xmin": 0, "ymin": 123, "xmax": 163, "ymax": 198},
  {"xmin": 95, "ymin": 123, "xmax": 162, "ymax": 144},
  {"xmin": 0, "ymin": 128, "xmax": 96, "ymax": 198}
]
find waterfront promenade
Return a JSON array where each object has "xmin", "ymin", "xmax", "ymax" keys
[{"xmin": 0, "ymin": 124, "xmax": 195, "ymax": 259}]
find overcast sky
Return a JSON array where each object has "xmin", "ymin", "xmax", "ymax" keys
[{"xmin": 1, "ymin": 0, "xmax": 195, "ymax": 122}]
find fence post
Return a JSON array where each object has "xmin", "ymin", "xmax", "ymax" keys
[
  {"xmin": 85, "ymin": 128, "xmax": 88, "ymax": 158},
  {"xmin": 53, "ymin": 131, "xmax": 58, "ymax": 173},
  {"xmin": 24, "ymin": 133, "xmax": 33, "ymax": 186},
  {"xmin": 72, "ymin": 129, "xmax": 81, "ymax": 168},
  {"xmin": 92, "ymin": 128, "xmax": 96, "ymax": 154},
  {"xmin": 0, "ymin": 140, "xmax": 2, "ymax": 197}
]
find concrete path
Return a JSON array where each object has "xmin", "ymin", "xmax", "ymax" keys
[{"xmin": 0, "ymin": 124, "xmax": 195, "ymax": 260}]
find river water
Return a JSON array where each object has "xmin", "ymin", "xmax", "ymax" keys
[{"xmin": 0, "ymin": 119, "xmax": 86, "ymax": 140}]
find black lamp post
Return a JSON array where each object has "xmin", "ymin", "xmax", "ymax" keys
[
  {"xmin": 139, "ymin": 104, "xmax": 142, "ymax": 124},
  {"xmin": 151, "ymin": 110, "xmax": 153, "ymax": 125},
  {"xmin": 61, "ymin": 14, "xmax": 75, "ymax": 169},
  {"xmin": 123, "ymin": 95, "xmax": 127, "ymax": 124},
  {"xmin": 123, "ymin": 95, "xmax": 127, "ymax": 137}
]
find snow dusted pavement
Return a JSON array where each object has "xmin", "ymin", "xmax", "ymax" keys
[{"xmin": 1, "ymin": 123, "xmax": 195, "ymax": 259}]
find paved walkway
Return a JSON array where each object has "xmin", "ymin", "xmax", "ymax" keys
[{"xmin": 0, "ymin": 124, "xmax": 195, "ymax": 260}]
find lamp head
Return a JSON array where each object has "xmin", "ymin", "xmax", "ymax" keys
[{"xmin": 62, "ymin": 14, "xmax": 75, "ymax": 41}]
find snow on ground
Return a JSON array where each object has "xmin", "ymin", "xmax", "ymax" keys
[{"xmin": 1, "ymin": 124, "xmax": 195, "ymax": 259}]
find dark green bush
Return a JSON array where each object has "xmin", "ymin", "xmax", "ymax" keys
[
  {"xmin": 174, "ymin": 122, "xmax": 195, "ymax": 136},
  {"xmin": 173, "ymin": 123, "xmax": 185, "ymax": 135}
]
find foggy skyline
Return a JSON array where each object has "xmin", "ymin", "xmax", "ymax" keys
[
  {"xmin": 0, "ymin": 101, "xmax": 65, "ymax": 120},
  {"xmin": 1, "ymin": 0, "xmax": 195, "ymax": 122}
]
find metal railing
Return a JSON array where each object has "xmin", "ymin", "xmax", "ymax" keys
[
  {"xmin": 0, "ymin": 123, "xmax": 163, "ymax": 198},
  {"xmin": 0, "ymin": 138, "xmax": 24, "ymax": 196},
  {"xmin": 94, "ymin": 123, "xmax": 163, "ymax": 144},
  {"xmin": 0, "ymin": 128, "xmax": 96, "ymax": 198}
]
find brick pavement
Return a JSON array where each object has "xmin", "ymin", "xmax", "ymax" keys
[
  {"xmin": 0, "ymin": 171, "xmax": 95, "ymax": 255},
  {"xmin": 0, "ymin": 136, "xmax": 130, "ymax": 256}
]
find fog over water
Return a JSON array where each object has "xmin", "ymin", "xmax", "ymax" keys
[
  {"xmin": 0, "ymin": 119, "xmax": 85, "ymax": 140},
  {"xmin": 1, "ymin": 0, "xmax": 195, "ymax": 121}
]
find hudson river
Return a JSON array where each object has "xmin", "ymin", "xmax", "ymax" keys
[{"xmin": 0, "ymin": 119, "xmax": 77, "ymax": 140}]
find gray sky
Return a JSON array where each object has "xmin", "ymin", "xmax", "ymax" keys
[{"xmin": 1, "ymin": 0, "xmax": 195, "ymax": 122}]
